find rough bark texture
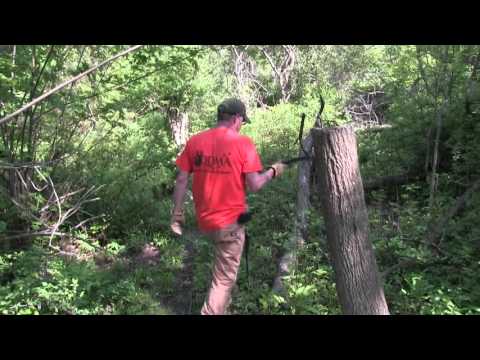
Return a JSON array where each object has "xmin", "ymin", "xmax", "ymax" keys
[
  {"xmin": 272, "ymin": 134, "xmax": 313, "ymax": 294},
  {"xmin": 312, "ymin": 126, "xmax": 389, "ymax": 315},
  {"xmin": 168, "ymin": 109, "xmax": 189, "ymax": 150}
]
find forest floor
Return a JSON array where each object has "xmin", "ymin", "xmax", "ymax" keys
[{"xmin": 154, "ymin": 230, "xmax": 200, "ymax": 315}]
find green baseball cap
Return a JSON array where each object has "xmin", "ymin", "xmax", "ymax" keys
[{"xmin": 218, "ymin": 98, "xmax": 250, "ymax": 123}]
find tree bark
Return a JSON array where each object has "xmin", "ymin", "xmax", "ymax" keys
[
  {"xmin": 168, "ymin": 108, "xmax": 189, "ymax": 150},
  {"xmin": 312, "ymin": 126, "xmax": 389, "ymax": 315}
]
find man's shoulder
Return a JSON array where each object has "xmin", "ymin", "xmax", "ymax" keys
[{"xmin": 237, "ymin": 134, "xmax": 255, "ymax": 146}]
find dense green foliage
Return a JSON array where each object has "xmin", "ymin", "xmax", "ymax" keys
[{"xmin": 1, "ymin": 45, "xmax": 480, "ymax": 315}]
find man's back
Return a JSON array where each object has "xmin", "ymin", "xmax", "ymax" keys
[
  {"xmin": 176, "ymin": 126, "xmax": 262, "ymax": 231},
  {"xmin": 171, "ymin": 98, "xmax": 288, "ymax": 314}
]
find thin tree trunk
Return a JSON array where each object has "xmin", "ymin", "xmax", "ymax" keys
[
  {"xmin": 259, "ymin": 46, "xmax": 296, "ymax": 103},
  {"xmin": 429, "ymin": 103, "xmax": 446, "ymax": 209},
  {"xmin": 49, "ymin": 46, "xmax": 87, "ymax": 163},
  {"xmin": 272, "ymin": 134, "xmax": 313, "ymax": 294},
  {"xmin": 425, "ymin": 46, "xmax": 452, "ymax": 211},
  {"xmin": 312, "ymin": 126, "xmax": 389, "ymax": 315},
  {"xmin": 231, "ymin": 46, "xmax": 250, "ymax": 106},
  {"xmin": 168, "ymin": 109, "xmax": 189, "ymax": 150}
]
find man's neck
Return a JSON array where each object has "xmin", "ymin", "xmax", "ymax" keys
[{"xmin": 215, "ymin": 122, "xmax": 236, "ymax": 131}]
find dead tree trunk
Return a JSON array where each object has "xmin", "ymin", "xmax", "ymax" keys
[
  {"xmin": 272, "ymin": 133, "xmax": 313, "ymax": 294},
  {"xmin": 428, "ymin": 103, "xmax": 447, "ymax": 209},
  {"xmin": 230, "ymin": 46, "xmax": 253, "ymax": 107},
  {"xmin": 311, "ymin": 126, "xmax": 389, "ymax": 315},
  {"xmin": 259, "ymin": 46, "xmax": 296, "ymax": 103},
  {"xmin": 168, "ymin": 109, "xmax": 189, "ymax": 150}
]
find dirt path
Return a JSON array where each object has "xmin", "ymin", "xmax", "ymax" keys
[{"xmin": 161, "ymin": 230, "xmax": 200, "ymax": 315}]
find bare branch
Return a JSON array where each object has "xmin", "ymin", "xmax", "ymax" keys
[
  {"xmin": 14, "ymin": 168, "xmax": 29, "ymax": 192},
  {"xmin": 259, "ymin": 47, "xmax": 282, "ymax": 80},
  {"xmin": 32, "ymin": 167, "xmax": 62, "ymax": 247},
  {"xmin": 30, "ymin": 179, "xmax": 48, "ymax": 192},
  {"xmin": 1, "ymin": 231, "xmax": 68, "ymax": 241},
  {"xmin": 0, "ymin": 157, "xmax": 66, "ymax": 169},
  {"xmin": 0, "ymin": 45, "xmax": 144, "ymax": 126},
  {"xmin": 74, "ymin": 215, "xmax": 105, "ymax": 229}
]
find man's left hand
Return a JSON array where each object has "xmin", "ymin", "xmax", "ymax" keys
[{"xmin": 170, "ymin": 210, "xmax": 185, "ymax": 235}]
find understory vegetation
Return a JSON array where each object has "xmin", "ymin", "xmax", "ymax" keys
[{"xmin": 1, "ymin": 45, "xmax": 479, "ymax": 314}]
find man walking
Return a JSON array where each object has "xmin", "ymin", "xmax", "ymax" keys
[{"xmin": 170, "ymin": 98, "xmax": 286, "ymax": 315}]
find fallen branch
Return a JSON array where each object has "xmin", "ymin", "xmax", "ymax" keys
[
  {"xmin": 73, "ymin": 214, "xmax": 105, "ymax": 229},
  {"xmin": 33, "ymin": 167, "xmax": 62, "ymax": 247},
  {"xmin": 381, "ymin": 254, "xmax": 456, "ymax": 280},
  {"xmin": 2, "ymin": 231, "xmax": 68, "ymax": 241},
  {"xmin": 0, "ymin": 157, "xmax": 67, "ymax": 169},
  {"xmin": 1, "ymin": 229, "xmax": 116, "ymax": 258},
  {"xmin": 5, "ymin": 168, "xmax": 104, "ymax": 249},
  {"xmin": 15, "ymin": 168, "xmax": 29, "ymax": 192},
  {"xmin": 381, "ymin": 258, "xmax": 419, "ymax": 279},
  {"xmin": 428, "ymin": 177, "xmax": 480, "ymax": 246},
  {"xmin": 353, "ymin": 124, "xmax": 393, "ymax": 133},
  {"xmin": 364, "ymin": 172, "xmax": 422, "ymax": 192},
  {"xmin": 0, "ymin": 45, "xmax": 143, "ymax": 126}
]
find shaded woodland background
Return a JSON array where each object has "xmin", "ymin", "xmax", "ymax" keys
[{"xmin": 1, "ymin": 45, "xmax": 479, "ymax": 314}]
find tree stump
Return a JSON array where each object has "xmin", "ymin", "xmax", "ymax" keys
[{"xmin": 311, "ymin": 126, "xmax": 389, "ymax": 315}]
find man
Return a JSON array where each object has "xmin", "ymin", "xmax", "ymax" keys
[{"xmin": 170, "ymin": 98, "xmax": 287, "ymax": 315}]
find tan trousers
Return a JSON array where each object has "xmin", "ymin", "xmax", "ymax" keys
[{"xmin": 201, "ymin": 222, "xmax": 245, "ymax": 315}]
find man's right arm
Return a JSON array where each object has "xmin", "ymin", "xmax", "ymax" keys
[
  {"xmin": 245, "ymin": 162, "xmax": 286, "ymax": 192},
  {"xmin": 245, "ymin": 169, "xmax": 274, "ymax": 193},
  {"xmin": 242, "ymin": 136, "xmax": 287, "ymax": 192}
]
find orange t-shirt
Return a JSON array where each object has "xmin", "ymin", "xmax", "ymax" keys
[{"xmin": 176, "ymin": 126, "xmax": 263, "ymax": 232}]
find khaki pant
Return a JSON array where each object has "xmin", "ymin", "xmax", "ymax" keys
[{"xmin": 201, "ymin": 222, "xmax": 245, "ymax": 315}]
